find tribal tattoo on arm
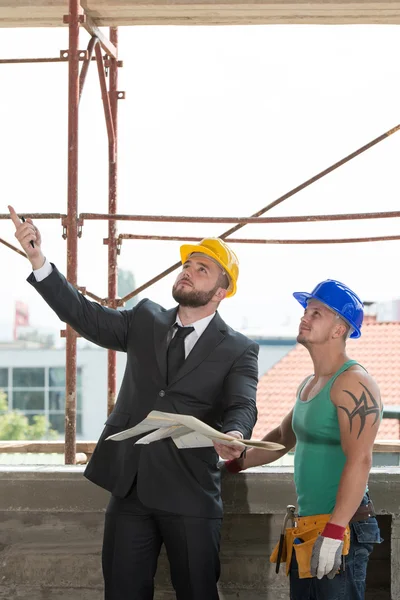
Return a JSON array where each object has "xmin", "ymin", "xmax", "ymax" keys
[{"xmin": 338, "ymin": 383, "xmax": 381, "ymax": 439}]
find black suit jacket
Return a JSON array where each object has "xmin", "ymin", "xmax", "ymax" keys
[{"xmin": 28, "ymin": 266, "xmax": 258, "ymax": 517}]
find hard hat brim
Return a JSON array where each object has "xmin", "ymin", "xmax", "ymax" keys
[
  {"xmin": 180, "ymin": 243, "xmax": 236, "ymax": 297},
  {"xmin": 293, "ymin": 291, "xmax": 361, "ymax": 339}
]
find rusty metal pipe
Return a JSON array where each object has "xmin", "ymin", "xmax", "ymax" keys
[
  {"xmin": 0, "ymin": 238, "xmax": 27, "ymax": 257},
  {"xmin": 84, "ymin": 290, "xmax": 104, "ymax": 303},
  {"xmin": 117, "ymin": 123, "xmax": 400, "ymax": 303},
  {"xmin": 0, "ymin": 213, "xmax": 65, "ymax": 219},
  {"xmin": 79, "ymin": 36, "xmax": 99, "ymax": 101},
  {"xmin": 119, "ymin": 229, "xmax": 400, "ymax": 304},
  {"xmin": 107, "ymin": 27, "xmax": 119, "ymax": 417},
  {"xmin": 79, "ymin": 210, "xmax": 400, "ymax": 225},
  {"xmin": 95, "ymin": 41, "xmax": 115, "ymax": 157},
  {"xmin": 120, "ymin": 262, "xmax": 181, "ymax": 304},
  {"xmin": 0, "ymin": 57, "xmax": 96, "ymax": 64},
  {"xmin": 221, "ymin": 123, "xmax": 400, "ymax": 239},
  {"xmin": 118, "ymin": 233, "xmax": 400, "ymax": 245},
  {"xmin": 64, "ymin": 0, "xmax": 81, "ymax": 465}
]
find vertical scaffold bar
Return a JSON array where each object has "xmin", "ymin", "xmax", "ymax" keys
[
  {"xmin": 107, "ymin": 27, "xmax": 119, "ymax": 416},
  {"xmin": 65, "ymin": 0, "xmax": 80, "ymax": 464}
]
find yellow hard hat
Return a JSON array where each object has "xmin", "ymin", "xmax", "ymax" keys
[{"xmin": 180, "ymin": 238, "xmax": 239, "ymax": 297}]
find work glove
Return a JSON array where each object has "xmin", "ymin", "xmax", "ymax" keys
[{"xmin": 310, "ymin": 523, "xmax": 345, "ymax": 579}]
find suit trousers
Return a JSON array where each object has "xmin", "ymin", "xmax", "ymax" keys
[{"xmin": 102, "ymin": 486, "xmax": 222, "ymax": 600}]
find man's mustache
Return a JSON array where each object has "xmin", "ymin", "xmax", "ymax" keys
[{"xmin": 175, "ymin": 277, "xmax": 193, "ymax": 287}]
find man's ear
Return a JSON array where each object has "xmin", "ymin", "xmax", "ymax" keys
[
  {"xmin": 332, "ymin": 322, "xmax": 348, "ymax": 339},
  {"xmin": 214, "ymin": 287, "xmax": 228, "ymax": 302}
]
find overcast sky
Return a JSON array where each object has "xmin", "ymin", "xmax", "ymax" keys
[{"xmin": 1, "ymin": 24, "xmax": 400, "ymax": 341}]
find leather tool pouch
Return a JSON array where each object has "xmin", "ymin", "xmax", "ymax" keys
[{"xmin": 270, "ymin": 513, "xmax": 350, "ymax": 578}]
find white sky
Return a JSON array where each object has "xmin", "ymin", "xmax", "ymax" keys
[{"xmin": 1, "ymin": 24, "xmax": 400, "ymax": 341}]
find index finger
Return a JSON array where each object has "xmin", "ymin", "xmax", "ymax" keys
[{"xmin": 8, "ymin": 205, "xmax": 22, "ymax": 228}]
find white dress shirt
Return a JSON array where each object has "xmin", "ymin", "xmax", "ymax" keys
[
  {"xmin": 33, "ymin": 258, "xmax": 52, "ymax": 282},
  {"xmin": 173, "ymin": 313, "xmax": 215, "ymax": 359}
]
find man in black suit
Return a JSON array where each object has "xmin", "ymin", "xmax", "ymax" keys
[{"xmin": 9, "ymin": 205, "xmax": 258, "ymax": 600}]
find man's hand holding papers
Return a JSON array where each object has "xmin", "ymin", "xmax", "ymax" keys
[{"xmin": 106, "ymin": 410, "xmax": 284, "ymax": 453}]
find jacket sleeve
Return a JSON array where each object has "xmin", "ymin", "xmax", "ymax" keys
[
  {"xmin": 27, "ymin": 264, "xmax": 144, "ymax": 352},
  {"xmin": 221, "ymin": 342, "xmax": 259, "ymax": 439}
]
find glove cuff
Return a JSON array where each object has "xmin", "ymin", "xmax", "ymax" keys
[
  {"xmin": 224, "ymin": 459, "xmax": 242, "ymax": 474},
  {"xmin": 321, "ymin": 522, "xmax": 346, "ymax": 540}
]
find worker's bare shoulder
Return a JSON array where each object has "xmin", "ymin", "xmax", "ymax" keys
[{"xmin": 331, "ymin": 364, "xmax": 381, "ymax": 409}]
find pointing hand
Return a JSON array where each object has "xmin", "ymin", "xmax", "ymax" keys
[{"xmin": 8, "ymin": 205, "xmax": 45, "ymax": 270}]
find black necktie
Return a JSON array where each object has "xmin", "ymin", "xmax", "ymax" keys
[{"xmin": 167, "ymin": 324, "xmax": 195, "ymax": 384}]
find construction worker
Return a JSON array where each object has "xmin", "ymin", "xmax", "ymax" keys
[
  {"xmin": 9, "ymin": 204, "xmax": 258, "ymax": 600},
  {"xmin": 222, "ymin": 279, "xmax": 382, "ymax": 600}
]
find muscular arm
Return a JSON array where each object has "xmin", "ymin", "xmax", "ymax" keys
[
  {"xmin": 241, "ymin": 408, "xmax": 296, "ymax": 468},
  {"xmin": 8, "ymin": 207, "xmax": 140, "ymax": 353},
  {"xmin": 222, "ymin": 377, "xmax": 304, "ymax": 470},
  {"xmin": 330, "ymin": 368, "xmax": 382, "ymax": 527}
]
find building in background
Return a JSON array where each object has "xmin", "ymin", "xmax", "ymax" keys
[{"xmin": 253, "ymin": 336, "xmax": 296, "ymax": 376}]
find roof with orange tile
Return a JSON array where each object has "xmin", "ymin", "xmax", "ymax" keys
[{"xmin": 255, "ymin": 320, "xmax": 400, "ymax": 441}]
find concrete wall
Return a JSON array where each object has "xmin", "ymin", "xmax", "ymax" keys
[{"xmin": 0, "ymin": 466, "xmax": 397, "ymax": 600}]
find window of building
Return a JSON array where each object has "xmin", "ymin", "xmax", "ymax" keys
[
  {"xmin": 47, "ymin": 367, "xmax": 83, "ymax": 435},
  {"xmin": 0, "ymin": 367, "xmax": 8, "ymax": 389},
  {"xmin": 1, "ymin": 366, "xmax": 83, "ymax": 438}
]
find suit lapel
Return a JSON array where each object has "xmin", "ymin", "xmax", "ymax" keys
[
  {"xmin": 153, "ymin": 307, "xmax": 177, "ymax": 382},
  {"xmin": 170, "ymin": 312, "xmax": 227, "ymax": 385}
]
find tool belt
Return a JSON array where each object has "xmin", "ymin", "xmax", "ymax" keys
[{"xmin": 269, "ymin": 500, "xmax": 375, "ymax": 579}]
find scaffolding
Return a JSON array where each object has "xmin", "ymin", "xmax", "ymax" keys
[{"xmin": 1, "ymin": 0, "xmax": 400, "ymax": 463}]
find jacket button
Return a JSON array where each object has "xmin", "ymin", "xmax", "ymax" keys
[{"xmin": 159, "ymin": 390, "xmax": 166, "ymax": 397}]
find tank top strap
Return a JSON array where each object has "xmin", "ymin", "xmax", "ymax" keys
[
  {"xmin": 297, "ymin": 375, "xmax": 314, "ymax": 399},
  {"xmin": 327, "ymin": 359, "xmax": 365, "ymax": 392}
]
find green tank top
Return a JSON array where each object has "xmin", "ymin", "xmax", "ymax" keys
[{"xmin": 292, "ymin": 359, "xmax": 363, "ymax": 516}]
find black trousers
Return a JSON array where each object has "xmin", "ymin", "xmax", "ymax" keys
[{"xmin": 102, "ymin": 486, "xmax": 222, "ymax": 600}]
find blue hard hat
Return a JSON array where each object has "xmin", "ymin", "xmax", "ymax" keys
[{"xmin": 293, "ymin": 279, "xmax": 364, "ymax": 339}]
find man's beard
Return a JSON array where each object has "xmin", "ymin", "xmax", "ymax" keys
[
  {"xmin": 172, "ymin": 282, "xmax": 219, "ymax": 308},
  {"xmin": 297, "ymin": 334, "xmax": 310, "ymax": 349}
]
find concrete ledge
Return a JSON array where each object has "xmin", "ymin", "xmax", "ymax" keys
[
  {"xmin": 0, "ymin": 466, "xmax": 109, "ymax": 512},
  {"xmin": 0, "ymin": 465, "xmax": 398, "ymax": 513},
  {"xmin": 0, "ymin": 466, "xmax": 396, "ymax": 599}
]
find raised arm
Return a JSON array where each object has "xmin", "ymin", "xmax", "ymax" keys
[
  {"xmin": 28, "ymin": 265, "xmax": 138, "ymax": 352},
  {"xmin": 9, "ymin": 205, "xmax": 139, "ymax": 352}
]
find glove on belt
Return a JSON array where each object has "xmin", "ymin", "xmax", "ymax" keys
[{"xmin": 310, "ymin": 522, "xmax": 345, "ymax": 580}]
